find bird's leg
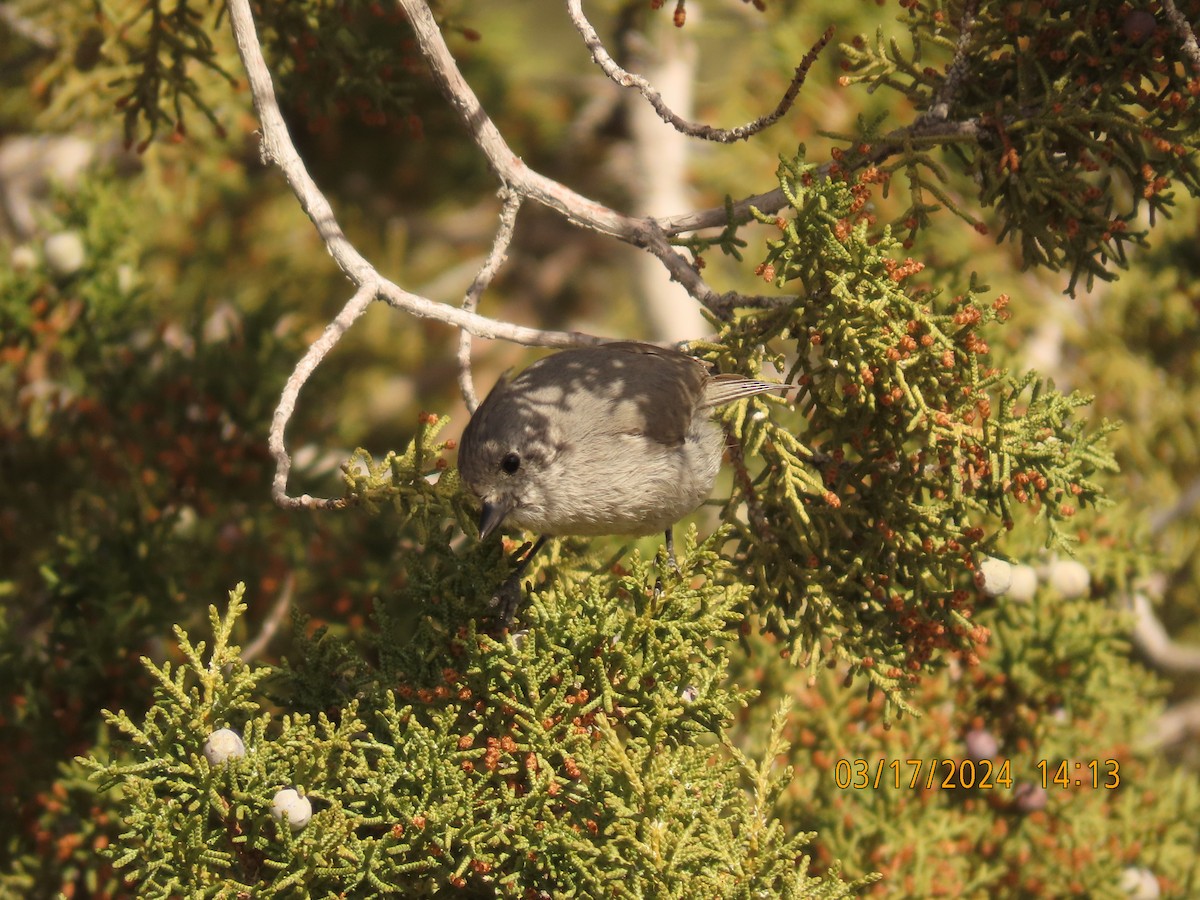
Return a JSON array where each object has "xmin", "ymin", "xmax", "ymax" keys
[
  {"xmin": 654, "ymin": 527, "xmax": 680, "ymax": 598},
  {"xmin": 664, "ymin": 527, "xmax": 680, "ymax": 574},
  {"xmin": 490, "ymin": 535, "xmax": 547, "ymax": 629}
]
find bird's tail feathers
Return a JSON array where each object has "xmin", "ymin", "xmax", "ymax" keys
[{"xmin": 704, "ymin": 374, "xmax": 791, "ymax": 408}]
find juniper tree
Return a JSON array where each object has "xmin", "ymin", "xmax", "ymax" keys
[{"xmin": 3, "ymin": 1, "xmax": 1200, "ymax": 897}]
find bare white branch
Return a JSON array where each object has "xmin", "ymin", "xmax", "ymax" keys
[
  {"xmin": 395, "ymin": 0, "xmax": 764, "ymax": 319},
  {"xmin": 459, "ymin": 189, "xmax": 523, "ymax": 412},
  {"xmin": 1147, "ymin": 696, "xmax": 1200, "ymax": 748},
  {"xmin": 567, "ymin": 0, "xmax": 833, "ymax": 144},
  {"xmin": 1129, "ymin": 591, "xmax": 1200, "ymax": 674},
  {"xmin": 226, "ymin": 0, "xmax": 595, "ymax": 348},
  {"xmin": 269, "ymin": 281, "xmax": 377, "ymax": 510},
  {"xmin": 225, "ymin": 0, "xmax": 625, "ymax": 512}
]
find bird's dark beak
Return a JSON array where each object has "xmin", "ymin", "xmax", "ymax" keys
[{"xmin": 477, "ymin": 501, "xmax": 510, "ymax": 541}]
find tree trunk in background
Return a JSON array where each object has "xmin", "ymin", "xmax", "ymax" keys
[{"xmin": 626, "ymin": 16, "xmax": 708, "ymax": 343}]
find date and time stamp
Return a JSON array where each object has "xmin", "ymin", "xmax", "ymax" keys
[{"xmin": 833, "ymin": 757, "xmax": 1121, "ymax": 791}]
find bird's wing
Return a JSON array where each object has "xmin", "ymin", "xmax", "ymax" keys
[
  {"xmin": 516, "ymin": 342, "xmax": 706, "ymax": 447},
  {"xmin": 601, "ymin": 343, "xmax": 710, "ymax": 446},
  {"xmin": 511, "ymin": 342, "xmax": 784, "ymax": 448}
]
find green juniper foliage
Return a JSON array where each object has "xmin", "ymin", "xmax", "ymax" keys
[
  {"xmin": 21, "ymin": 0, "xmax": 458, "ymax": 147},
  {"xmin": 835, "ymin": 1, "xmax": 1200, "ymax": 292},
  {"xmin": 762, "ymin": 577, "xmax": 1200, "ymax": 895},
  {"xmin": 54, "ymin": 154, "xmax": 1125, "ymax": 896},
  {"xmin": 82, "ymin": 545, "xmax": 869, "ymax": 895},
  {"xmin": 80, "ymin": 423, "xmax": 870, "ymax": 896},
  {"xmin": 7, "ymin": 0, "xmax": 1200, "ymax": 897},
  {"xmin": 690, "ymin": 151, "xmax": 1116, "ymax": 712}
]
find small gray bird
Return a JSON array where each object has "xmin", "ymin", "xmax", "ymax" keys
[{"xmin": 458, "ymin": 342, "xmax": 781, "ymax": 620}]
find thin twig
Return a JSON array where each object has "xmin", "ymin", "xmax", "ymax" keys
[
  {"xmin": 658, "ymin": 118, "xmax": 985, "ymax": 237},
  {"xmin": 568, "ymin": 0, "xmax": 832, "ymax": 143},
  {"xmin": 242, "ymin": 574, "xmax": 294, "ymax": 663},
  {"xmin": 662, "ymin": 3, "xmax": 986, "ymax": 236},
  {"xmin": 268, "ymin": 281, "xmax": 376, "ymax": 510},
  {"xmin": 658, "ymin": 184, "xmax": 790, "ymax": 236},
  {"xmin": 1162, "ymin": 0, "xmax": 1200, "ymax": 75},
  {"xmin": 459, "ymin": 188, "xmax": 522, "ymax": 412}
]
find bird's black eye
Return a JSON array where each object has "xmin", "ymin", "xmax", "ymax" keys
[{"xmin": 500, "ymin": 452, "xmax": 521, "ymax": 475}]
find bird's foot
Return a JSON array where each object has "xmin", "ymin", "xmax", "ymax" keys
[
  {"xmin": 487, "ymin": 570, "xmax": 526, "ymax": 632},
  {"xmin": 485, "ymin": 536, "xmax": 546, "ymax": 632}
]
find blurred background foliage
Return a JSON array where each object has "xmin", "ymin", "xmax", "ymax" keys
[{"xmin": 3, "ymin": 0, "xmax": 1200, "ymax": 896}]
